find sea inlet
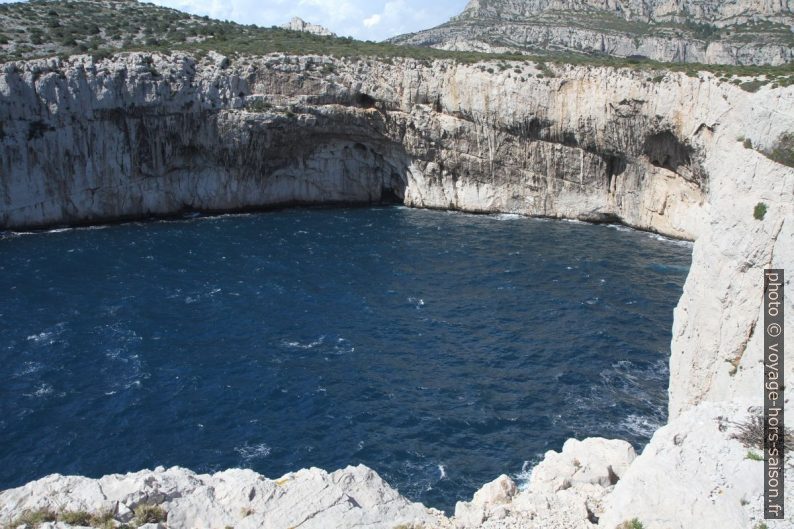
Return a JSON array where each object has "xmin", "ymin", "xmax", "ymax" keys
[{"xmin": 0, "ymin": 207, "xmax": 692, "ymax": 512}]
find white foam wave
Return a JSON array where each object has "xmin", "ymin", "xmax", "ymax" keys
[
  {"xmin": 494, "ymin": 213, "xmax": 523, "ymax": 220},
  {"xmin": 27, "ymin": 331, "xmax": 54, "ymax": 344},
  {"xmin": 25, "ymin": 383, "xmax": 53, "ymax": 398},
  {"xmin": 648, "ymin": 233, "xmax": 694, "ymax": 248},
  {"xmin": 514, "ymin": 456, "xmax": 544, "ymax": 491},
  {"xmin": 620, "ymin": 414, "xmax": 662, "ymax": 438},
  {"xmin": 26, "ymin": 323, "xmax": 67, "ymax": 345},
  {"xmin": 283, "ymin": 336, "xmax": 325, "ymax": 349},
  {"xmin": 235, "ymin": 443, "xmax": 272, "ymax": 461},
  {"xmin": 15, "ymin": 361, "xmax": 43, "ymax": 376},
  {"xmin": 332, "ymin": 337, "xmax": 355, "ymax": 354},
  {"xmin": 438, "ymin": 464, "xmax": 447, "ymax": 480}
]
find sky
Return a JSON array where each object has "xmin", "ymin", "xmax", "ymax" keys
[
  {"xmin": 0, "ymin": 0, "xmax": 466, "ymax": 41},
  {"xmin": 148, "ymin": 0, "xmax": 466, "ymax": 40}
]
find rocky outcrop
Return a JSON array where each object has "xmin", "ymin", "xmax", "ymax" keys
[
  {"xmin": 601, "ymin": 401, "xmax": 794, "ymax": 529},
  {"xmin": 390, "ymin": 0, "xmax": 794, "ymax": 66},
  {"xmin": 0, "ymin": 465, "xmax": 449, "ymax": 529},
  {"xmin": 454, "ymin": 0, "xmax": 794, "ymax": 26},
  {"xmin": 1, "ymin": 50, "xmax": 793, "ymax": 528},
  {"xmin": 453, "ymin": 438, "xmax": 636, "ymax": 528},
  {"xmin": 280, "ymin": 17, "xmax": 336, "ymax": 37}
]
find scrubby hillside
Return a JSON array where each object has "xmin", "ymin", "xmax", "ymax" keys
[
  {"xmin": 390, "ymin": 0, "xmax": 794, "ymax": 66},
  {"xmin": 0, "ymin": 0, "xmax": 497, "ymax": 63},
  {"xmin": 2, "ymin": 0, "xmax": 794, "ymax": 89}
]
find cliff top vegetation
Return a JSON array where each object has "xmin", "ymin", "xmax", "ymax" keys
[{"xmin": 1, "ymin": 0, "xmax": 793, "ymax": 87}]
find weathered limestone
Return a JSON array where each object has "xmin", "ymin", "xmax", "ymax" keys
[
  {"xmin": 391, "ymin": 0, "xmax": 794, "ymax": 66},
  {"xmin": 0, "ymin": 52, "xmax": 718, "ymax": 238},
  {"xmin": 601, "ymin": 401, "xmax": 794, "ymax": 529},
  {"xmin": 0, "ymin": 465, "xmax": 449, "ymax": 529},
  {"xmin": 528, "ymin": 438, "xmax": 635, "ymax": 492},
  {"xmin": 452, "ymin": 438, "xmax": 636, "ymax": 528},
  {"xmin": 280, "ymin": 17, "xmax": 336, "ymax": 37}
]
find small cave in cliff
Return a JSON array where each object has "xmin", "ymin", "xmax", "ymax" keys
[
  {"xmin": 353, "ymin": 92, "xmax": 378, "ymax": 109},
  {"xmin": 642, "ymin": 131, "xmax": 693, "ymax": 174}
]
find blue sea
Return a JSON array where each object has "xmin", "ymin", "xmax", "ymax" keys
[{"xmin": 0, "ymin": 207, "xmax": 691, "ymax": 512}]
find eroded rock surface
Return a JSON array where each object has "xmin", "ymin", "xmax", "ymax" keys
[
  {"xmin": 0, "ymin": 465, "xmax": 449, "ymax": 529},
  {"xmin": 390, "ymin": 0, "xmax": 794, "ymax": 66},
  {"xmin": 280, "ymin": 17, "xmax": 336, "ymax": 37}
]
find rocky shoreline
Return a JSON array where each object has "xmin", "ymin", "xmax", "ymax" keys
[
  {"xmin": 1, "ymin": 403, "xmax": 790, "ymax": 528},
  {"xmin": 1, "ymin": 52, "xmax": 792, "ymax": 528}
]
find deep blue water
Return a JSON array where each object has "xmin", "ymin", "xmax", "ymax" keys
[{"xmin": 0, "ymin": 207, "xmax": 691, "ymax": 512}]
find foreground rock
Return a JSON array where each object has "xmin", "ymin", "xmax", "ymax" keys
[
  {"xmin": 2, "ymin": 414, "xmax": 791, "ymax": 529},
  {"xmin": 602, "ymin": 401, "xmax": 794, "ymax": 529},
  {"xmin": 0, "ymin": 465, "xmax": 449, "ymax": 529},
  {"xmin": 454, "ymin": 438, "xmax": 635, "ymax": 528}
]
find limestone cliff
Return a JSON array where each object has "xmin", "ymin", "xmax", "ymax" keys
[
  {"xmin": 0, "ymin": 52, "xmax": 793, "ymax": 528},
  {"xmin": 390, "ymin": 0, "xmax": 794, "ymax": 66},
  {"xmin": 2, "ymin": 52, "xmax": 713, "ymax": 237}
]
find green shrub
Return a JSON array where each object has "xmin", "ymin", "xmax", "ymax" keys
[
  {"xmin": 731, "ymin": 414, "xmax": 794, "ymax": 450},
  {"xmin": 2, "ymin": 0, "xmax": 794, "ymax": 85},
  {"xmin": 60, "ymin": 510, "xmax": 94, "ymax": 525},
  {"xmin": 766, "ymin": 132, "xmax": 794, "ymax": 168},
  {"xmin": 245, "ymin": 99, "xmax": 272, "ymax": 112},
  {"xmin": 89, "ymin": 510, "xmax": 116, "ymax": 529},
  {"xmin": 746, "ymin": 450, "xmax": 764, "ymax": 461},
  {"xmin": 617, "ymin": 519, "xmax": 645, "ymax": 529},
  {"xmin": 132, "ymin": 503, "xmax": 167, "ymax": 525},
  {"xmin": 754, "ymin": 203, "xmax": 767, "ymax": 220},
  {"xmin": 740, "ymin": 80, "xmax": 764, "ymax": 92},
  {"xmin": 7, "ymin": 508, "xmax": 58, "ymax": 527}
]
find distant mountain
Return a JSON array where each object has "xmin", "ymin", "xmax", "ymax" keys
[
  {"xmin": 280, "ymin": 17, "xmax": 336, "ymax": 37},
  {"xmin": 390, "ymin": 0, "xmax": 794, "ymax": 65}
]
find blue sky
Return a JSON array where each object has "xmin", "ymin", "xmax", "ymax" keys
[
  {"xmin": 147, "ymin": 0, "xmax": 466, "ymax": 40},
  {"xmin": 0, "ymin": 1, "xmax": 466, "ymax": 41}
]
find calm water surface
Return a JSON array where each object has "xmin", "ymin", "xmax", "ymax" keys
[{"xmin": 0, "ymin": 207, "xmax": 691, "ymax": 512}]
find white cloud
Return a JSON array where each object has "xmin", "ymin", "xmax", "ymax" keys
[
  {"xmin": 0, "ymin": 0, "xmax": 463, "ymax": 41},
  {"xmin": 156, "ymin": 0, "xmax": 464, "ymax": 41},
  {"xmin": 363, "ymin": 14, "xmax": 382, "ymax": 28}
]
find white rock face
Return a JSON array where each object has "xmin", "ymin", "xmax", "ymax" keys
[
  {"xmin": 456, "ymin": 0, "xmax": 794, "ymax": 26},
  {"xmin": 528, "ymin": 438, "xmax": 635, "ymax": 492},
  {"xmin": 601, "ymin": 401, "xmax": 794, "ymax": 529},
  {"xmin": 280, "ymin": 17, "xmax": 336, "ymax": 37},
  {"xmin": 0, "ymin": 465, "xmax": 448, "ymax": 529},
  {"xmin": 392, "ymin": 0, "xmax": 794, "ymax": 65},
  {"xmin": 450, "ymin": 438, "xmax": 635, "ymax": 528}
]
